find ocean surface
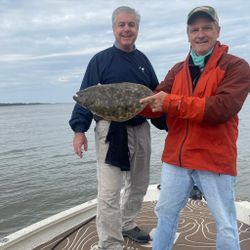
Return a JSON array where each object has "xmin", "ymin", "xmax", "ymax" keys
[{"xmin": 0, "ymin": 97, "xmax": 249, "ymax": 239}]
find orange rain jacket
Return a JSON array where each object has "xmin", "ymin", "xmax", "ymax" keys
[{"xmin": 142, "ymin": 42, "xmax": 250, "ymax": 176}]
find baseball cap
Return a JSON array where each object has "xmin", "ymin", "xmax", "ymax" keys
[{"xmin": 187, "ymin": 6, "xmax": 219, "ymax": 25}]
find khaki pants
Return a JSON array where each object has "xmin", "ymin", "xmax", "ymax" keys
[{"xmin": 95, "ymin": 120, "xmax": 151, "ymax": 250}]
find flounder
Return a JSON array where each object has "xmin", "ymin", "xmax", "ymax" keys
[{"xmin": 73, "ymin": 82, "xmax": 153, "ymax": 121}]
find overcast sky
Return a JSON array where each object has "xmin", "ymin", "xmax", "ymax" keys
[{"xmin": 1, "ymin": 0, "xmax": 249, "ymax": 103}]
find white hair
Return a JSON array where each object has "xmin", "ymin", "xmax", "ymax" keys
[{"xmin": 112, "ymin": 6, "xmax": 140, "ymax": 27}]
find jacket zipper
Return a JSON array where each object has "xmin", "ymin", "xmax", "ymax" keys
[{"xmin": 178, "ymin": 62, "xmax": 193, "ymax": 166}]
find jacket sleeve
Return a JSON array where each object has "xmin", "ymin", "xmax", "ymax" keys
[
  {"xmin": 69, "ymin": 56, "xmax": 101, "ymax": 133},
  {"xmin": 163, "ymin": 94, "xmax": 205, "ymax": 122},
  {"xmin": 203, "ymin": 57, "xmax": 250, "ymax": 124},
  {"xmin": 139, "ymin": 105, "xmax": 163, "ymax": 118}
]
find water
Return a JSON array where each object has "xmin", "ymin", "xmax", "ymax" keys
[{"xmin": 0, "ymin": 98, "xmax": 249, "ymax": 238}]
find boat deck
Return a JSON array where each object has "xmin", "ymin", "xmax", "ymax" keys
[{"xmin": 35, "ymin": 199, "xmax": 250, "ymax": 250}]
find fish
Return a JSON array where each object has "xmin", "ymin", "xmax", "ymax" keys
[{"xmin": 73, "ymin": 82, "xmax": 153, "ymax": 122}]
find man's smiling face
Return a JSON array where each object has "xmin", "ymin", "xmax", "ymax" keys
[
  {"xmin": 187, "ymin": 16, "xmax": 220, "ymax": 55},
  {"xmin": 113, "ymin": 12, "xmax": 139, "ymax": 52}
]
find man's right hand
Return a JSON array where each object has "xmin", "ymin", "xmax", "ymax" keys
[
  {"xmin": 140, "ymin": 91, "xmax": 168, "ymax": 112},
  {"xmin": 73, "ymin": 132, "xmax": 88, "ymax": 158}
]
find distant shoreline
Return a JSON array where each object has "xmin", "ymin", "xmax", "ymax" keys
[
  {"xmin": 0, "ymin": 103, "xmax": 74, "ymax": 107},
  {"xmin": 0, "ymin": 103, "xmax": 48, "ymax": 107}
]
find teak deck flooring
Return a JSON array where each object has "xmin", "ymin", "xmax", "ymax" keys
[{"xmin": 35, "ymin": 200, "xmax": 250, "ymax": 250}]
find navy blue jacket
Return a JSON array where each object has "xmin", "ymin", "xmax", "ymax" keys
[{"xmin": 69, "ymin": 45, "xmax": 158, "ymax": 133}]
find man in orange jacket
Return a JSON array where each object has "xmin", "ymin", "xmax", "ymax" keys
[{"xmin": 140, "ymin": 6, "xmax": 250, "ymax": 250}]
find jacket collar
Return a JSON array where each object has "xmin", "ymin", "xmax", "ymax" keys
[{"xmin": 185, "ymin": 41, "xmax": 228, "ymax": 72}]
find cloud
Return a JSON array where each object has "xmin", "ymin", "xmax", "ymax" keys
[{"xmin": 0, "ymin": 0, "xmax": 249, "ymax": 102}]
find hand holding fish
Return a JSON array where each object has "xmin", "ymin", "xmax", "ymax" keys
[{"xmin": 140, "ymin": 91, "xmax": 168, "ymax": 112}]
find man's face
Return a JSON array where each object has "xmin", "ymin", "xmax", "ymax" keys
[
  {"xmin": 187, "ymin": 16, "xmax": 220, "ymax": 55},
  {"xmin": 113, "ymin": 12, "xmax": 139, "ymax": 52}
]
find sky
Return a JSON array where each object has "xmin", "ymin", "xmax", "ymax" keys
[{"xmin": 1, "ymin": 0, "xmax": 250, "ymax": 103}]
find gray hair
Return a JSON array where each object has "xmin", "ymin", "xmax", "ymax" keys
[{"xmin": 112, "ymin": 6, "xmax": 140, "ymax": 27}]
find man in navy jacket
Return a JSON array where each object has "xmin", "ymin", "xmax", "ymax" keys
[{"xmin": 69, "ymin": 6, "xmax": 158, "ymax": 250}]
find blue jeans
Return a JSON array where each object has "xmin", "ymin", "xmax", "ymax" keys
[{"xmin": 153, "ymin": 163, "xmax": 240, "ymax": 250}]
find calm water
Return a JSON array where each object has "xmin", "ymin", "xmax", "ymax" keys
[{"xmin": 0, "ymin": 98, "xmax": 249, "ymax": 238}]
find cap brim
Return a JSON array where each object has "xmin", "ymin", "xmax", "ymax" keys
[{"xmin": 187, "ymin": 11, "xmax": 215, "ymax": 24}]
